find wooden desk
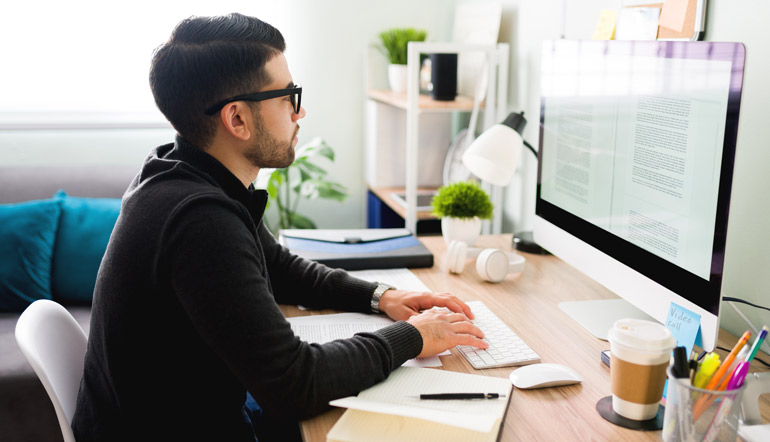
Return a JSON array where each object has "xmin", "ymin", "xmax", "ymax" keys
[{"xmin": 280, "ymin": 235, "xmax": 770, "ymax": 441}]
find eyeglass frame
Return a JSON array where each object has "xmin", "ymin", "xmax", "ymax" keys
[{"xmin": 204, "ymin": 84, "xmax": 302, "ymax": 116}]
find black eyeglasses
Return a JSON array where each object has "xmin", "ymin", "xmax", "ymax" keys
[{"xmin": 204, "ymin": 84, "xmax": 302, "ymax": 116}]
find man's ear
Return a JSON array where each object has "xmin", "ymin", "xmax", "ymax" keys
[{"xmin": 218, "ymin": 102, "xmax": 252, "ymax": 141}]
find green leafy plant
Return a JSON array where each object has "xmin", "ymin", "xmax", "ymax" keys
[
  {"xmin": 378, "ymin": 28, "xmax": 427, "ymax": 65},
  {"xmin": 431, "ymin": 181, "xmax": 493, "ymax": 220},
  {"xmin": 263, "ymin": 137, "xmax": 349, "ymax": 231}
]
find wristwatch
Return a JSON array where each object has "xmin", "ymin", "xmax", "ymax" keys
[{"xmin": 370, "ymin": 283, "xmax": 395, "ymax": 313}]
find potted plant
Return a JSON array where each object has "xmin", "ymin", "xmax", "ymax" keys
[
  {"xmin": 378, "ymin": 28, "xmax": 427, "ymax": 93},
  {"xmin": 431, "ymin": 181, "xmax": 493, "ymax": 246},
  {"xmin": 258, "ymin": 137, "xmax": 349, "ymax": 232}
]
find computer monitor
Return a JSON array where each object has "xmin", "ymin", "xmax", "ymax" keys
[{"xmin": 533, "ymin": 40, "xmax": 745, "ymax": 352}]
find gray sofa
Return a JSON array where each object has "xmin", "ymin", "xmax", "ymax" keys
[{"xmin": 0, "ymin": 165, "xmax": 137, "ymax": 442}]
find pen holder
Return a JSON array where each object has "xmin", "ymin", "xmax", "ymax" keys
[{"xmin": 662, "ymin": 366, "xmax": 746, "ymax": 442}]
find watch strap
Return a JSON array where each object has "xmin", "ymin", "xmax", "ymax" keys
[{"xmin": 370, "ymin": 283, "xmax": 395, "ymax": 313}]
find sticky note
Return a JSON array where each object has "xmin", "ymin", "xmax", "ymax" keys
[
  {"xmin": 666, "ymin": 302, "xmax": 701, "ymax": 357},
  {"xmin": 593, "ymin": 10, "xmax": 617, "ymax": 40},
  {"xmin": 662, "ymin": 302, "xmax": 701, "ymax": 399},
  {"xmin": 659, "ymin": 0, "xmax": 690, "ymax": 33}
]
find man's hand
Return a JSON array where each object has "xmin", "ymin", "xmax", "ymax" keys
[
  {"xmin": 407, "ymin": 309, "xmax": 488, "ymax": 358},
  {"xmin": 377, "ymin": 289, "xmax": 475, "ymax": 322}
]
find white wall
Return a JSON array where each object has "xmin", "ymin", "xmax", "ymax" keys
[
  {"xmin": 0, "ymin": 129, "xmax": 173, "ymax": 168},
  {"xmin": 497, "ymin": 0, "xmax": 770, "ymax": 341},
  {"xmin": 278, "ymin": 0, "xmax": 458, "ymax": 228}
]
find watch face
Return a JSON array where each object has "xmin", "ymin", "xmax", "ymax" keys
[{"xmin": 443, "ymin": 129, "xmax": 474, "ymax": 185}]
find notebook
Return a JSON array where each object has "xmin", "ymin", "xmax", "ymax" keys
[{"xmin": 327, "ymin": 366, "xmax": 512, "ymax": 442}]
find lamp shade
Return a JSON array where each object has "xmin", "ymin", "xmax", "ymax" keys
[{"xmin": 461, "ymin": 122, "xmax": 523, "ymax": 186}]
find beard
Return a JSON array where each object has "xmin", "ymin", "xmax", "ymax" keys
[{"xmin": 244, "ymin": 113, "xmax": 297, "ymax": 169}]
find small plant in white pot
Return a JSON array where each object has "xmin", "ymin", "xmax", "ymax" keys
[
  {"xmin": 431, "ymin": 181, "xmax": 493, "ymax": 246},
  {"xmin": 377, "ymin": 28, "xmax": 427, "ymax": 93}
]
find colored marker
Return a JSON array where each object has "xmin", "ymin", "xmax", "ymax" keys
[
  {"xmin": 728, "ymin": 361, "xmax": 750, "ymax": 390},
  {"xmin": 693, "ymin": 353, "xmax": 720, "ymax": 389},
  {"xmin": 745, "ymin": 326, "xmax": 768, "ymax": 364}
]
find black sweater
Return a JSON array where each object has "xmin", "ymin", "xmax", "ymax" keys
[{"xmin": 72, "ymin": 137, "xmax": 423, "ymax": 441}]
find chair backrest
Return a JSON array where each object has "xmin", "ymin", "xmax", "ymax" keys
[{"xmin": 15, "ymin": 299, "xmax": 87, "ymax": 442}]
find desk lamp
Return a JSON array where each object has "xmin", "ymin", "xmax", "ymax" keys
[{"xmin": 461, "ymin": 111, "xmax": 547, "ymax": 254}]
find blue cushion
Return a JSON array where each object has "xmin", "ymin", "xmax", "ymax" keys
[
  {"xmin": 51, "ymin": 191, "xmax": 121, "ymax": 303},
  {"xmin": 0, "ymin": 199, "xmax": 61, "ymax": 312}
]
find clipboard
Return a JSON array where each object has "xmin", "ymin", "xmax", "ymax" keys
[
  {"xmin": 628, "ymin": 0, "xmax": 706, "ymax": 41},
  {"xmin": 279, "ymin": 228, "xmax": 434, "ymax": 270}
]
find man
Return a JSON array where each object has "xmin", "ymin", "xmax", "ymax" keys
[{"xmin": 72, "ymin": 13, "xmax": 487, "ymax": 442}]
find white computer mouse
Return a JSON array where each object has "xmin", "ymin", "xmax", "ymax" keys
[{"xmin": 509, "ymin": 363, "xmax": 583, "ymax": 389}]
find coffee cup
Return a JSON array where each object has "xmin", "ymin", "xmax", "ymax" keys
[{"xmin": 608, "ymin": 318, "xmax": 676, "ymax": 420}]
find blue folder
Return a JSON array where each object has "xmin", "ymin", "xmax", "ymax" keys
[{"xmin": 279, "ymin": 229, "xmax": 434, "ymax": 270}]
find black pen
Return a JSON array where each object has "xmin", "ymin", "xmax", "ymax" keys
[
  {"xmin": 416, "ymin": 393, "xmax": 505, "ymax": 400},
  {"xmin": 672, "ymin": 346, "xmax": 690, "ymax": 379}
]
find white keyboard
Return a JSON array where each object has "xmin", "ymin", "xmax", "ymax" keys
[{"xmin": 457, "ymin": 301, "xmax": 540, "ymax": 369}]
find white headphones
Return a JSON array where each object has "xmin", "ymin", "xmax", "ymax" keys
[{"xmin": 446, "ymin": 240, "xmax": 526, "ymax": 283}]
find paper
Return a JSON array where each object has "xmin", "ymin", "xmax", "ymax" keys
[
  {"xmin": 330, "ymin": 366, "xmax": 511, "ymax": 433},
  {"xmin": 348, "ymin": 268, "xmax": 432, "ymax": 293},
  {"xmin": 287, "ymin": 313, "xmax": 442, "ymax": 367},
  {"xmin": 665, "ymin": 302, "xmax": 701, "ymax": 357},
  {"xmin": 659, "ymin": 0, "xmax": 690, "ymax": 32},
  {"xmin": 288, "ymin": 313, "xmax": 394, "ymax": 341},
  {"xmin": 328, "ymin": 408, "xmax": 499, "ymax": 442},
  {"xmin": 451, "ymin": 0, "xmax": 502, "ymax": 97},
  {"xmin": 593, "ymin": 10, "xmax": 618, "ymax": 40},
  {"xmin": 738, "ymin": 424, "xmax": 770, "ymax": 442},
  {"xmin": 620, "ymin": 0, "xmax": 659, "ymax": 5},
  {"xmin": 615, "ymin": 7, "xmax": 661, "ymax": 41}
]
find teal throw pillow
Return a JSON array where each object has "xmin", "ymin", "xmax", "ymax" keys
[
  {"xmin": 51, "ymin": 190, "xmax": 121, "ymax": 304},
  {"xmin": 0, "ymin": 199, "xmax": 62, "ymax": 312}
]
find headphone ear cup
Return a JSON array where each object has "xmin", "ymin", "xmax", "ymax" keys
[
  {"xmin": 509, "ymin": 253, "xmax": 526, "ymax": 274},
  {"xmin": 446, "ymin": 240, "xmax": 468, "ymax": 274},
  {"xmin": 476, "ymin": 248, "xmax": 510, "ymax": 283}
]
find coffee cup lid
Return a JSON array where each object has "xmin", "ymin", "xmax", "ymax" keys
[{"xmin": 608, "ymin": 318, "xmax": 676, "ymax": 353}]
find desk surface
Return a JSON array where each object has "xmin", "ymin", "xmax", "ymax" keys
[{"xmin": 280, "ymin": 235, "xmax": 770, "ymax": 441}]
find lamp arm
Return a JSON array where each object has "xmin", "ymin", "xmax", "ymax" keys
[{"xmin": 522, "ymin": 139, "xmax": 538, "ymax": 158}]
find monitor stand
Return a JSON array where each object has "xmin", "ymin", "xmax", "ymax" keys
[{"xmin": 559, "ymin": 299, "xmax": 657, "ymax": 341}]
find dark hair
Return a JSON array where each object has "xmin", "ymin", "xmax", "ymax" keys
[{"xmin": 150, "ymin": 13, "xmax": 286, "ymax": 148}]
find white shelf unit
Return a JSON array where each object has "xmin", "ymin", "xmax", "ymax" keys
[{"xmin": 364, "ymin": 42, "xmax": 510, "ymax": 234}]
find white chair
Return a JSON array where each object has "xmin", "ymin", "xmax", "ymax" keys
[{"xmin": 15, "ymin": 299, "xmax": 87, "ymax": 442}]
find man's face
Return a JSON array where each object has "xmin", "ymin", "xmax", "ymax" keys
[{"xmin": 245, "ymin": 54, "xmax": 306, "ymax": 169}]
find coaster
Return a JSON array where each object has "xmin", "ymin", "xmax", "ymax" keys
[{"xmin": 596, "ymin": 396, "xmax": 664, "ymax": 431}]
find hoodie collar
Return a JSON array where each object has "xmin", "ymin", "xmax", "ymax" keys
[{"xmin": 166, "ymin": 135, "xmax": 268, "ymax": 220}]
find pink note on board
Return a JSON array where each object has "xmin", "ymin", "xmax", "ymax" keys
[{"xmin": 659, "ymin": 0, "xmax": 691, "ymax": 32}]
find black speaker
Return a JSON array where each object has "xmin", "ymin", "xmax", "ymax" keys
[{"xmin": 429, "ymin": 53, "xmax": 458, "ymax": 101}]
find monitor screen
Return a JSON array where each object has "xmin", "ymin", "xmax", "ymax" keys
[{"xmin": 534, "ymin": 40, "xmax": 745, "ymax": 351}]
